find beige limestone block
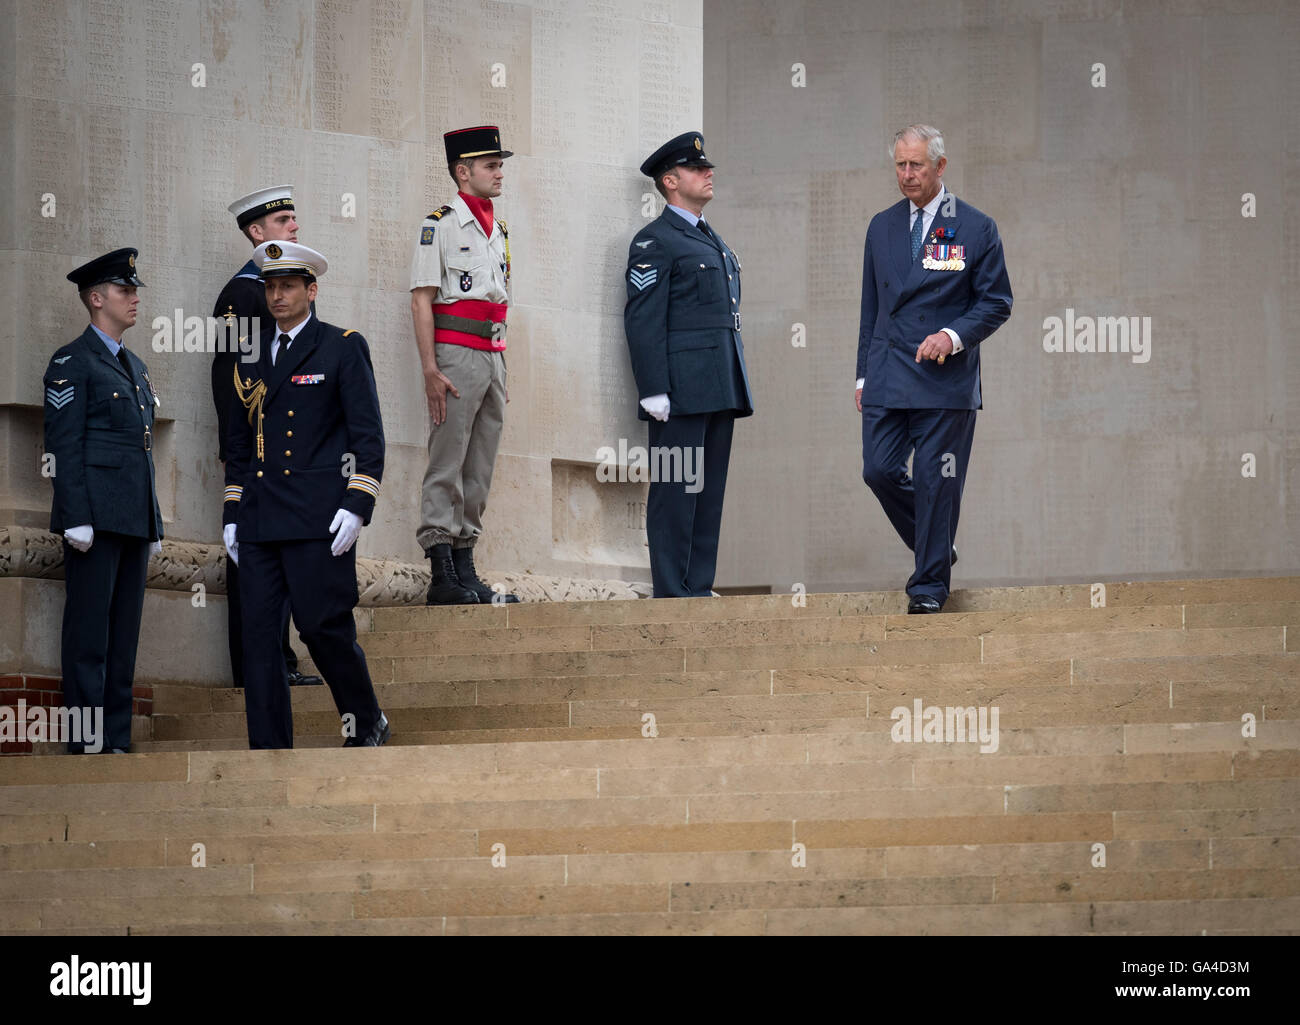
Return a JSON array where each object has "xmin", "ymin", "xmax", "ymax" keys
[
  {"xmin": 565, "ymin": 847, "xmax": 888, "ymax": 886},
  {"xmin": 252, "ymin": 855, "xmax": 566, "ymax": 894},
  {"xmin": 352, "ymin": 883, "xmax": 667, "ymax": 919},
  {"xmin": 376, "ymin": 795, "xmax": 689, "ymax": 833},
  {"xmin": 0, "ymin": 839, "xmax": 166, "ymax": 873},
  {"xmin": 444, "ymin": 909, "xmax": 764, "ymax": 936},
  {"xmin": 478, "ymin": 821, "xmax": 790, "ymax": 857},
  {"xmin": 796, "ymin": 812, "xmax": 1113, "ymax": 850},
  {"xmin": 159, "ymin": 831, "xmax": 478, "ymax": 867},
  {"xmin": 286, "ymin": 769, "xmax": 599, "ymax": 807}
]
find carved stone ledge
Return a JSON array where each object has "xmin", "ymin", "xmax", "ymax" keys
[{"xmin": 0, "ymin": 525, "xmax": 647, "ymax": 606}]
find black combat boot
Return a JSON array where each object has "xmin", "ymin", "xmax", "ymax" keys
[
  {"xmin": 425, "ymin": 543, "xmax": 478, "ymax": 605},
  {"xmin": 452, "ymin": 545, "xmax": 519, "ymax": 604}
]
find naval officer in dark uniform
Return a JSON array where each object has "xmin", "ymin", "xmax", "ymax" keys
[
  {"xmin": 211, "ymin": 185, "xmax": 320, "ymax": 688},
  {"xmin": 623, "ymin": 132, "xmax": 753, "ymax": 597},
  {"xmin": 222, "ymin": 241, "xmax": 389, "ymax": 749},
  {"xmin": 43, "ymin": 248, "xmax": 163, "ymax": 753}
]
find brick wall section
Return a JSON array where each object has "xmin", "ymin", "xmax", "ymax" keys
[{"xmin": 0, "ymin": 675, "xmax": 153, "ymax": 755}]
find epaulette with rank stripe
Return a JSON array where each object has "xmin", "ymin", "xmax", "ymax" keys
[
  {"xmin": 427, "ymin": 205, "xmax": 453, "ymax": 221},
  {"xmin": 343, "ymin": 329, "xmax": 356, "ymax": 337}
]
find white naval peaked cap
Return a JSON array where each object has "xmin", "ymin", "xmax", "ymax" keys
[
  {"xmin": 228, "ymin": 185, "xmax": 295, "ymax": 228},
  {"xmin": 253, "ymin": 241, "xmax": 327, "ymax": 280}
]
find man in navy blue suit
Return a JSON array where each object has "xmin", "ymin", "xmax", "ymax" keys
[{"xmin": 855, "ymin": 125, "xmax": 1012, "ymax": 613}]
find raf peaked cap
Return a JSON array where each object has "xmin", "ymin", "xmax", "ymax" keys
[
  {"xmin": 66, "ymin": 248, "xmax": 145, "ymax": 289},
  {"xmin": 253, "ymin": 240, "xmax": 327, "ymax": 280},
  {"xmin": 228, "ymin": 185, "xmax": 295, "ymax": 229},
  {"xmin": 444, "ymin": 125, "xmax": 512, "ymax": 164},
  {"xmin": 639, "ymin": 132, "xmax": 715, "ymax": 178}
]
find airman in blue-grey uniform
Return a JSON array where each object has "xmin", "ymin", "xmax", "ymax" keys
[
  {"xmin": 43, "ymin": 248, "xmax": 163, "ymax": 753},
  {"xmin": 623, "ymin": 132, "xmax": 753, "ymax": 597}
]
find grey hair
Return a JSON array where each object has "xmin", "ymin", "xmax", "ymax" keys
[{"xmin": 889, "ymin": 124, "xmax": 945, "ymax": 164}]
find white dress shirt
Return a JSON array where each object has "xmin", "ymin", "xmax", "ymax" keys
[{"xmin": 271, "ymin": 313, "xmax": 311, "ymax": 365}]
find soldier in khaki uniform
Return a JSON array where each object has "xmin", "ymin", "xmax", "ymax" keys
[{"xmin": 409, "ymin": 125, "xmax": 519, "ymax": 604}]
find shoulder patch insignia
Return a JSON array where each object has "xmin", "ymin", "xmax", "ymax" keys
[
  {"xmin": 635, "ymin": 240, "xmax": 654, "ymax": 249},
  {"xmin": 342, "ymin": 329, "xmax": 357, "ymax": 337},
  {"xmin": 54, "ymin": 355, "xmax": 73, "ymax": 364},
  {"xmin": 427, "ymin": 205, "xmax": 453, "ymax": 221},
  {"xmin": 420, "ymin": 226, "xmax": 435, "ymax": 245}
]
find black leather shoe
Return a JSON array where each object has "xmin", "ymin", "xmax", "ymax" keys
[
  {"xmin": 344, "ymin": 712, "xmax": 390, "ymax": 747},
  {"xmin": 288, "ymin": 670, "xmax": 323, "ymax": 687},
  {"xmin": 425, "ymin": 544, "xmax": 479, "ymax": 605},
  {"xmin": 108, "ymin": 747, "xmax": 130, "ymax": 754},
  {"xmin": 907, "ymin": 594, "xmax": 943, "ymax": 614},
  {"xmin": 951, "ymin": 546, "xmax": 958, "ymax": 566},
  {"xmin": 451, "ymin": 546, "xmax": 519, "ymax": 604}
]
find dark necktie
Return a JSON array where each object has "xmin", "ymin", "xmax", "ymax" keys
[
  {"xmin": 116, "ymin": 348, "xmax": 131, "ymax": 376},
  {"xmin": 275, "ymin": 332, "xmax": 290, "ymax": 365},
  {"xmin": 910, "ymin": 208, "xmax": 925, "ymax": 261},
  {"xmin": 699, "ymin": 219, "xmax": 717, "ymax": 244}
]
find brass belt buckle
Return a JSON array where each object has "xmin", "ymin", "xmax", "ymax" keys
[{"xmin": 143, "ymin": 427, "xmax": 152, "ymax": 452}]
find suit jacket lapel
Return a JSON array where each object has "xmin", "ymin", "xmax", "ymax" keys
[
  {"xmin": 264, "ymin": 317, "xmax": 321, "ymax": 403},
  {"xmin": 895, "ymin": 195, "xmax": 962, "ymax": 310}
]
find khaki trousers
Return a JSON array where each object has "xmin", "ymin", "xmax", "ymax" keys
[{"xmin": 417, "ymin": 342, "xmax": 506, "ymax": 551}]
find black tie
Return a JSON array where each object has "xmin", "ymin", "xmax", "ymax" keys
[
  {"xmin": 275, "ymin": 332, "xmax": 291, "ymax": 365},
  {"xmin": 116, "ymin": 348, "xmax": 131, "ymax": 376}
]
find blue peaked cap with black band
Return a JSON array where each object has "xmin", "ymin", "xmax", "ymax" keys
[{"xmin": 639, "ymin": 132, "xmax": 715, "ymax": 178}]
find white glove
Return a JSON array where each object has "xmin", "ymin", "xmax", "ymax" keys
[
  {"xmin": 640, "ymin": 393, "xmax": 670, "ymax": 422},
  {"xmin": 149, "ymin": 540, "xmax": 162, "ymax": 558},
  {"xmin": 329, "ymin": 508, "xmax": 362, "ymax": 557},
  {"xmin": 64, "ymin": 525, "xmax": 94, "ymax": 552},
  {"xmin": 223, "ymin": 523, "xmax": 238, "ymax": 565}
]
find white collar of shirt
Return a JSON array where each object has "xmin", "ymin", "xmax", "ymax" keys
[
  {"xmin": 911, "ymin": 185, "xmax": 947, "ymax": 232},
  {"xmin": 90, "ymin": 323, "xmax": 123, "ymax": 356},
  {"xmin": 271, "ymin": 314, "xmax": 311, "ymax": 362},
  {"xmin": 666, "ymin": 204, "xmax": 702, "ymax": 228}
]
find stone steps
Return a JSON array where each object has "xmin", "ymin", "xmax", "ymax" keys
[{"xmin": 4, "ymin": 578, "xmax": 1297, "ymax": 934}]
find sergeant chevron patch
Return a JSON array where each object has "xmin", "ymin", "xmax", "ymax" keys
[
  {"xmin": 45, "ymin": 385, "xmax": 75, "ymax": 409},
  {"xmin": 629, "ymin": 267, "xmax": 658, "ymax": 291}
]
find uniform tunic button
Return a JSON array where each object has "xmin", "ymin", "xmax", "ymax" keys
[
  {"xmin": 112, "ymin": 392, "xmax": 119, "ymax": 398},
  {"xmin": 140, "ymin": 404, "xmax": 145, "ymax": 411},
  {"xmin": 287, "ymin": 410, "xmax": 294, "ymax": 417},
  {"xmin": 136, "ymin": 385, "xmax": 140, "ymax": 391},
  {"xmin": 286, "ymin": 430, "xmax": 293, "ymax": 438},
  {"xmin": 284, "ymin": 469, "xmax": 291, "ymax": 476},
  {"xmin": 731, "ymin": 298, "xmax": 737, "ymax": 304},
  {"xmin": 699, "ymin": 263, "xmax": 705, "ymax": 269},
  {"xmin": 256, "ymin": 470, "xmax": 263, "ymax": 478},
  {"xmin": 284, "ymin": 450, "xmax": 291, "ymax": 457},
  {"xmin": 728, "ymin": 275, "xmax": 733, "ymax": 280}
]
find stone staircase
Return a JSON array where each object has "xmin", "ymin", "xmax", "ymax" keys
[{"xmin": 1, "ymin": 576, "xmax": 1297, "ymax": 935}]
